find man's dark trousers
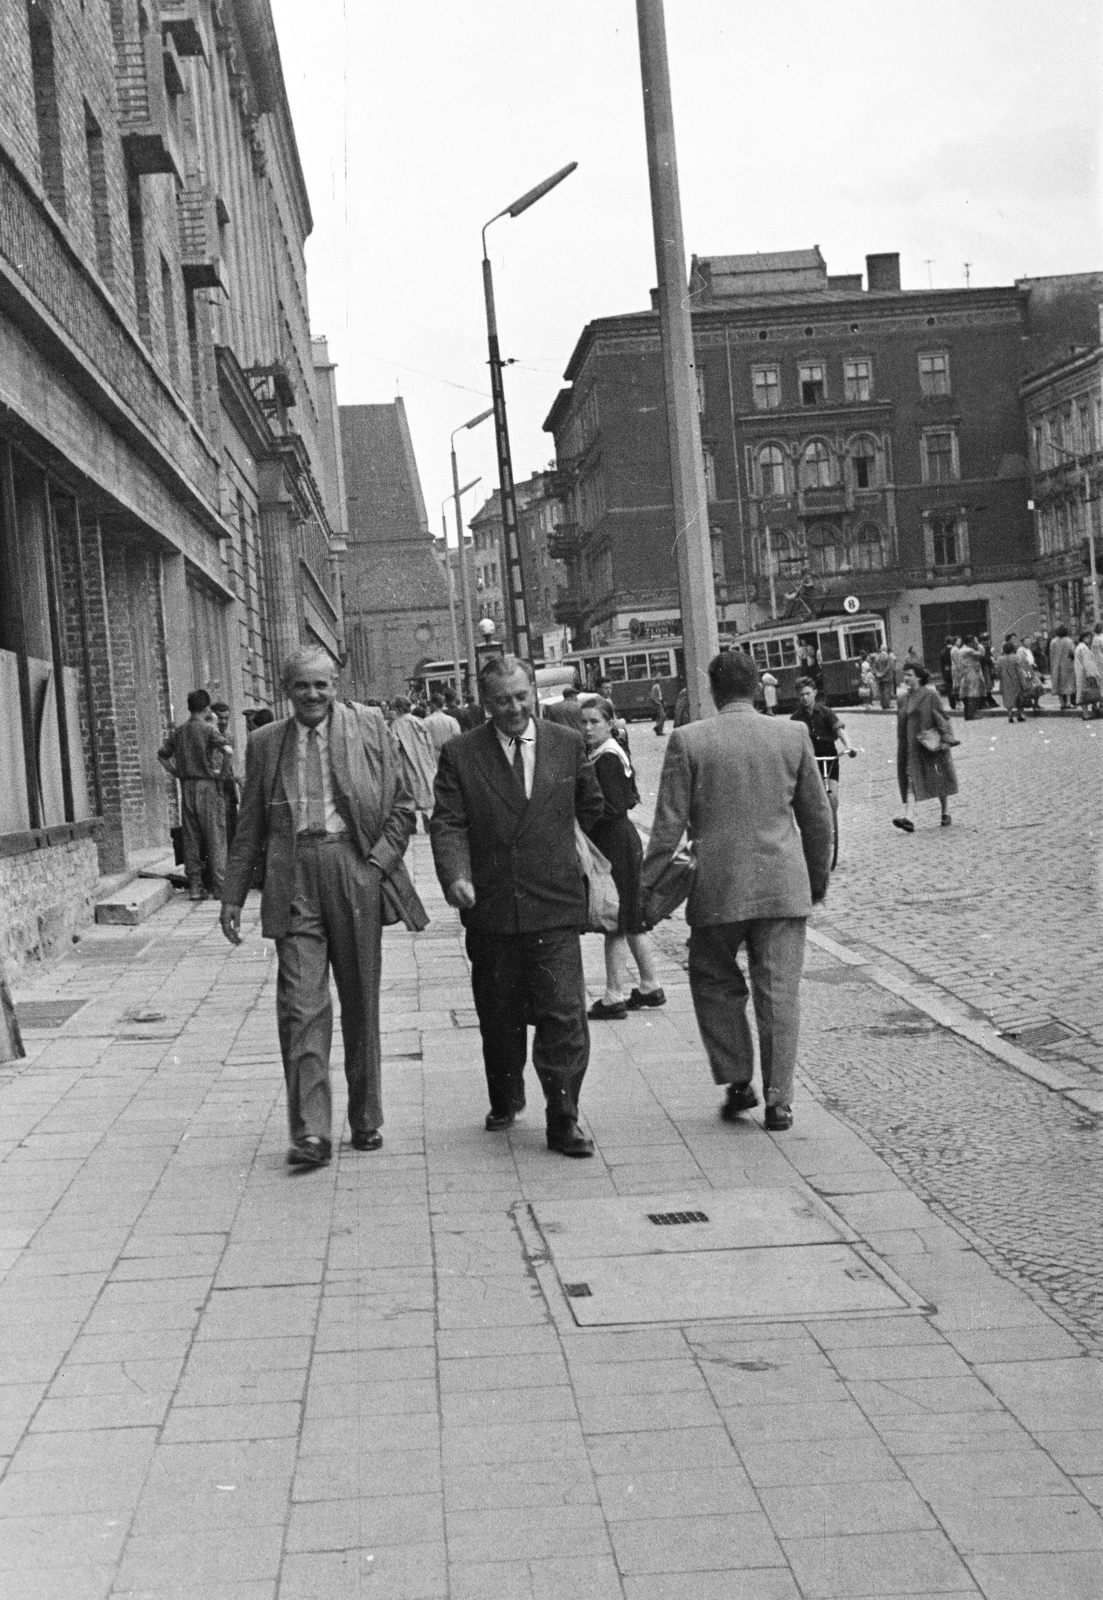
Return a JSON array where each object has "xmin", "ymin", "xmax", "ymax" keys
[
  {"xmin": 465, "ymin": 926, "xmax": 589, "ymax": 1131},
  {"xmin": 181, "ymin": 777, "xmax": 226, "ymax": 895},
  {"xmin": 275, "ymin": 834, "xmax": 383, "ymax": 1143}
]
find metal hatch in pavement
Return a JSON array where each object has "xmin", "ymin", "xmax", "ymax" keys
[{"xmin": 527, "ymin": 1189, "xmax": 928, "ymax": 1327}]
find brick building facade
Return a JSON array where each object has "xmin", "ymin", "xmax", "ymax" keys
[
  {"xmin": 338, "ymin": 400, "xmax": 452, "ymax": 701},
  {"xmin": 543, "ymin": 249, "xmax": 1101, "ymax": 667},
  {"xmin": 0, "ymin": 0, "xmax": 344, "ymax": 966}
]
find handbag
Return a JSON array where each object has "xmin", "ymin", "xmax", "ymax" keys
[
  {"xmin": 1082, "ymin": 677, "xmax": 1102, "ymax": 706},
  {"xmin": 917, "ymin": 728, "xmax": 943, "ymax": 752},
  {"xmin": 641, "ymin": 846, "xmax": 697, "ymax": 927},
  {"xmin": 574, "ymin": 823, "xmax": 620, "ymax": 934}
]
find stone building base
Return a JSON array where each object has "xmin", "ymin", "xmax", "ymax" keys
[{"xmin": 0, "ymin": 838, "xmax": 100, "ymax": 970}]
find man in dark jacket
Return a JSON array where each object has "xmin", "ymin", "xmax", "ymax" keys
[
  {"xmin": 542, "ymin": 684, "xmax": 585, "ymax": 733},
  {"xmin": 430, "ymin": 656, "xmax": 604, "ymax": 1155}
]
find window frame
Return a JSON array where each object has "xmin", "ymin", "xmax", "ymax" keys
[
  {"xmin": 751, "ymin": 364, "xmax": 781, "ymax": 410},
  {"xmin": 920, "ymin": 427, "xmax": 959, "ymax": 485},
  {"xmin": 757, "ymin": 443, "xmax": 787, "ymax": 499},
  {"xmin": 843, "ymin": 358, "xmax": 872, "ymax": 402},
  {"xmin": 799, "ymin": 439, "xmax": 833, "ymax": 490},
  {"xmin": 799, "ymin": 363, "xmax": 826, "ymax": 407},
  {"xmin": 918, "ymin": 351, "xmax": 951, "ymax": 397}
]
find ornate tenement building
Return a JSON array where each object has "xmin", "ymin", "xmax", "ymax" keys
[
  {"xmin": 1020, "ymin": 322, "xmax": 1103, "ymax": 630},
  {"xmin": 468, "ymin": 474, "xmax": 570, "ymax": 662},
  {"xmin": 543, "ymin": 249, "xmax": 1102, "ymax": 666},
  {"xmin": 0, "ymin": 0, "xmax": 344, "ymax": 965}
]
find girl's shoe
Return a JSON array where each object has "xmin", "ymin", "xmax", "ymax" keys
[
  {"xmin": 892, "ymin": 817, "xmax": 915, "ymax": 833},
  {"xmin": 588, "ymin": 998, "xmax": 628, "ymax": 1021}
]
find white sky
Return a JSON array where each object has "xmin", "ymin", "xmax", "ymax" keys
[{"xmin": 269, "ymin": 0, "xmax": 1102, "ymax": 540}]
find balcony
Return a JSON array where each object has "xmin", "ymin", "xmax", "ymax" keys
[
  {"xmin": 543, "ymin": 464, "xmax": 578, "ymax": 502},
  {"xmin": 797, "ymin": 484, "xmax": 848, "ymax": 517},
  {"xmin": 554, "ymin": 592, "xmax": 585, "ymax": 628},
  {"xmin": 160, "ymin": 0, "xmax": 206, "ymax": 58},
  {"xmin": 177, "ymin": 183, "xmax": 224, "ymax": 290},
  {"xmin": 246, "ymin": 362, "xmax": 296, "ymax": 419},
  {"xmin": 114, "ymin": 33, "xmax": 181, "ymax": 178},
  {"xmin": 546, "ymin": 521, "xmax": 582, "ymax": 562}
]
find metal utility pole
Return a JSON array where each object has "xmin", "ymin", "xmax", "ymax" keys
[
  {"xmin": 450, "ymin": 410, "xmax": 492, "ymax": 692},
  {"xmin": 636, "ymin": 0, "xmax": 718, "ymax": 718},
  {"xmin": 440, "ymin": 503, "xmax": 464, "ymax": 696},
  {"xmin": 482, "ymin": 162, "xmax": 577, "ymax": 662}
]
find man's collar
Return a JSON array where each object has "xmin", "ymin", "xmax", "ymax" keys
[
  {"xmin": 294, "ymin": 708, "xmax": 333, "ymax": 732},
  {"xmin": 718, "ymin": 699, "xmax": 756, "ymax": 715}
]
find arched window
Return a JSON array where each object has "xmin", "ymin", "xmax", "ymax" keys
[
  {"xmin": 849, "ymin": 522, "xmax": 885, "ymax": 571},
  {"xmin": 806, "ymin": 522, "xmax": 844, "ymax": 576},
  {"xmin": 800, "ymin": 440, "xmax": 832, "ymax": 489},
  {"xmin": 850, "ymin": 437, "xmax": 878, "ymax": 490},
  {"xmin": 756, "ymin": 529, "xmax": 798, "ymax": 578},
  {"xmin": 758, "ymin": 444, "xmax": 786, "ymax": 498}
]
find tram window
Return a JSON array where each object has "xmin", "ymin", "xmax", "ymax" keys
[
  {"xmin": 602, "ymin": 655, "xmax": 627, "ymax": 682},
  {"xmin": 626, "ymin": 653, "xmax": 650, "ymax": 680},
  {"xmin": 845, "ymin": 628, "xmax": 881, "ymax": 658},
  {"xmin": 751, "ymin": 643, "xmax": 769, "ymax": 669},
  {"xmin": 817, "ymin": 631, "xmax": 842, "ymax": 662},
  {"xmin": 648, "ymin": 650, "xmax": 672, "ymax": 677}
]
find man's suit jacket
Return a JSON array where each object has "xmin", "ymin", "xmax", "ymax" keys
[
  {"xmin": 542, "ymin": 698, "xmax": 585, "ymax": 734},
  {"xmin": 430, "ymin": 718, "xmax": 603, "ymax": 937},
  {"xmin": 222, "ymin": 702, "xmax": 425, "ymax": 939},
  {"xmin": 641, "ymin": 700, "xmax": 834, "ymax": 925}
]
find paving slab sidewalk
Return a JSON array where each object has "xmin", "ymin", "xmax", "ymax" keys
[{"xmin": 1, "ymin": 835, "xmax": 1100, "ymax": 1600}]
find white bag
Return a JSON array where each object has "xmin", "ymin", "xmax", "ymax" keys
[{"xmin": 574, "ymin": 823, "xmax": 620, "ymax": 934}]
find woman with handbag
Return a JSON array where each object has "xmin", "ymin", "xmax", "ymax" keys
[
  {"xmin": 580, "ymin": 699, "xmax": 665, "ymax": 1020},
  {"xmin": 893, "ymin": 664, "xmax": 959, "ymax": 833}
]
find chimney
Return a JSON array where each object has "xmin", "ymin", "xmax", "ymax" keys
[{"xmin": 866, "ymin": 253, "xmax": 901, "ymax": 292}]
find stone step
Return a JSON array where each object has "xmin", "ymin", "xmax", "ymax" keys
[{"xmin": 94, "ymin": 875, "xmax": 174, "ymax": 926}]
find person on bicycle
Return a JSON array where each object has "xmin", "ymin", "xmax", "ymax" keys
[{"xmin": 790, "ymin": 678, "xmax": 856, "ymax": 865}]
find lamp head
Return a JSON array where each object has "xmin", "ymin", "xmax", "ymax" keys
[{"xmin": 507, "ymin": 161, "xmax": 578, "ymax": 218}]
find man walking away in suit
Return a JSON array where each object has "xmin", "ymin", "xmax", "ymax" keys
[
  {"xmin": 543, "ymin": 684, "xmax": 585, "ymax": 733},
  {"xmin": 220, "ymin": 648, "xmax": 424, "ymax": 1169},
  {"xmin": 430, "ymin": 655, "xmax": 604, "ymax": 1156},
  {"xmin": 158, "ymin": 688, "xmax": 231, "ymax": 900},
  {"xmin": 641, "ymin": 650, "xmax": 834, "ymax": 1132}
]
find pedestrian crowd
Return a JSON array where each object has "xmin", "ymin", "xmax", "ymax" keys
[{"xmin": 139, "ymin": 605, "xmax": 1103, "ymax": 1172}]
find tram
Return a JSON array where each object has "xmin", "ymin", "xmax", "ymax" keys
[
  {"xmin": 560, "ymin": 640, "xmax": 692, "ymax": 720},
  {"xmin": 732, "ymin": 611, "xmax": 887, "ymax": 708}
]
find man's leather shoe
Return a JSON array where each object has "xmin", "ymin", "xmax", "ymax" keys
[
  {"xmin": 626, "ymin": 987, "xmax": 666, "ymax": 1009},
  {"xmin": 765, "ymin": 1104, "xmax": 793, "ymax": 1132},
  {"xmin": 350, "ymin": 1129, "xmax": 383, "ymax": 1151},
  {"xmin": 287, "ymin": 1136, "xmax": 331, "ymax": 1167},
  {"xmin": 720, "ymin": 1084, "xmax": 759, "ymax": 1121},
  {"xmin": 546, "ymin": 1122, "xmax": 594, "ymax": 1158},
  {"xmin": 485, "ymin": 1111, "xmax": 516, "ymax": 1132}
]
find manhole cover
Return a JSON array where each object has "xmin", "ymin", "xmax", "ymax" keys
[
  {"xmin": 16, "ymin": 1000, "xmax": 87, "ymax": 1029},
  {"xmin": 1005, "ymin": 1022, "xmax": 1073, "ymax": 1049},
  {"xmin": 528, "ymin": 1190, "xmax": 926, "ymax": 1327}
]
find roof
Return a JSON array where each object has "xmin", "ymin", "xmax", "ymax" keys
[
  {"xmin": 690, "ymin": 247, "xmax": 828, "ymax": 303},
  {"xmin": 339, "ymin": 399, "xmax": 429, "ymax": 544}
]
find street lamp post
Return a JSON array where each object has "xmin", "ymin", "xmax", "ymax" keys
[
  {"xmin": 635, "ymin": 0, "xmax": 719, "ymax": 719},
  {"xmin": 482, "ymin": 161, "xmax": 577, "ymax": 661},
  {"xmin": 441, "ymin": 479, "xmax": 479, "ymax": 697},
  {"xmin": 450, "ymin": 410, "xmax": 493, "ymax": 693}
]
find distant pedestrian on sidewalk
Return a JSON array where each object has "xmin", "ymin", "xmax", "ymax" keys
[
  {"xmin": 996, "ymin": 642, "xmax": 1026, "ymax": 723},
  {"xmin": 641, "ymin": 650, "xmax": 834, "ymax": 1133},
  {"xmin": 650, "ymin": 681, "xmax": 666, "ymax": 736},
  {"xmin": 430, "ymin": 655, "xmax": 604, "ymax": 1157},
  {"xmin": 1074, "ymin": 630, "xmax": 1102, "ymax": 720},
  {"xmin": 871, "ymin": 644, "xmax": 897, "ymax": 711},
  {"xmin": 220, "ymin": 649, "xmax": 425, "ymax": 1170},
  {"xmin": 158, "ymin": 688, "xmax": 231, "ymax": 900},
  {"xmin": 939, "ymin": 637, "xmax": 957, "ymax": 708},
  {"xmin": 1049, "ymin": 625, "xmax": 1076, "ymax": 711},
  {"xmin": 543, "ymin": 684, "xmax": 585, "ymax": 733},
  {"xmin": 580, "ymin": 699, "xmax": 664, "ymax": 1021},
  {"xmin": 958, "ymin": 638, "xmax": 986, "ymax": 721},
  {"xmin": 893, "ymin": 663, "xmax": 959, "ymax": 834},
  {"xmin": 422, "ymin": 693, "xmax": 462, "ymax": 754},
  {"xmin": 390, "ymin": 695, "xmax": 438, "ymax": 831},
  {"xmin": 209, "ymin": 701, "xmax": 240, "ymax": 847}
]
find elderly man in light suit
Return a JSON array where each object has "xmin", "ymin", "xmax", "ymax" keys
[
  {"xmin": 641, "ymin": 650, "xmax": 834, "ymax": 1132},
  {"xmin": 220, "ymin": 649, "xmax": 425, "ymax": 1168}
]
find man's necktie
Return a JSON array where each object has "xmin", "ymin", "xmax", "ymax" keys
[
  {"xmin": 511, "ymin": 736, "xmax": 527, "ymax": 799},
  {"xmin": 305, "ymin": 728, "xmax": 327, "ymax": 830}
]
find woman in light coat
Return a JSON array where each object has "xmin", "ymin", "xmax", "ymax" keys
[
  {"xmin": 1073, "ymin": 632, "xmax": 1101, "ymax": 721},
  {"xmin": 996, "ymin": 642, "xmax": 1026, "ymax": 724},
  {"xmin": 1049, "ymin": 625, "xmax": 1076, "ymax": 710},
  {"xmin": 893, "ymin": 664, "xmax": 958, "ymax": 832},
  {"xmin": 957, "ymin": 639, "xmax": 986, "ymax": 721}
]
